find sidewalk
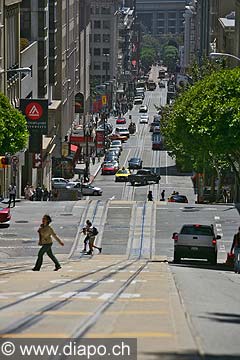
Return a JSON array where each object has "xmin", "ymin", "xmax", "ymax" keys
[{"xmin": 74, "ymin": 156, "xmax": 103, "ymax": 184}]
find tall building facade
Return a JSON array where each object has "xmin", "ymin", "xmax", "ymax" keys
[
  {"xmin": 136, "ymin": 0, "xmax": 185, "ymax": 37},
  {"xmin": 89, "ymin": 0, "xmax": 120, "ymax": 85}
]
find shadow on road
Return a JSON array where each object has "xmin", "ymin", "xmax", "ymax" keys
[
  {"xmin": 169, "ymin": 260, "xmax": 233, "ymax": 272},
  {"xmin": 142, "ymin": 351, "xmax": 240, "ymax": 360},
  {"xmin": 201, "ymin": 312, "xmax": 240, "ymax": 325}
]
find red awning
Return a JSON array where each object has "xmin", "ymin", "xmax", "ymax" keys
[{"xmin": 70, "ymin": 144, "xmax": 78, "ymax": 152}]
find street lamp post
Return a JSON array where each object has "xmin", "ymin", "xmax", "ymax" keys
[{"xmin": 209, "ymin": 52, "xmax": 240, "ymax": 63}]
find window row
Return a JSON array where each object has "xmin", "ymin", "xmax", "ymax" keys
[
  {"xmin": 92, "ymin": 62, "xmax": 110, "ymax": 71},
  {"xmin": 91, "ymin": 48, "xmax": 110, "ymax": 56},
  {"xmin": 90, "ymin": 6, "xmax": 111, "ymax": 15},
  {"xmin": 93, "ymin": 20, "xmax": 111, "ymax": 29},
  {"xmin": 90, "ymin": 33, "xmax": 110, "ymax": 43}
]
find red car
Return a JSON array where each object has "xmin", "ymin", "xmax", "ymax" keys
[
  {"xmin": 116, "ymin": 117, "xmax": 126, "ymax": 125},
  {"xmin": 0, "ymin": 206, "xmax": 11, "ymax": 226},
  {"xmin": 101, "ymin": 161, "xmax": 119, "ymax": 175}
]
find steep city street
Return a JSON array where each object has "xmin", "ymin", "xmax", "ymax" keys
[{"xmin": 0, "ymin": 84, "xmax": 240, "ymax": 359}]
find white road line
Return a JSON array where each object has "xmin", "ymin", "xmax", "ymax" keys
[{"xmin": 215, "ymin": 216, "xmax": 220, "ymax": 220}]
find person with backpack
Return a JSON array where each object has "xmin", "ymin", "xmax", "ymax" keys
[
  {"xmin": 80, "ymin": 219, "xmax": 91, "ymax": 253},
  {"xmin": 85, "ymin": 220, "xmax": 102, "ymax": 255},
  {"xmin": 230, "ymin": 227, "xmax": 240, "ymax": 273}
]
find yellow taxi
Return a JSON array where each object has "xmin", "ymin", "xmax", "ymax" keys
[{"xmin": 115, "ymin": 168, "xmax": 131, "ymax": 182}]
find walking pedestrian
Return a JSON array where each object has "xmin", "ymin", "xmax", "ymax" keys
[
  {"xmin": 80, "ymin": 219, "xmax": 91, "ymax": 253},
  {"xmin": 161, "ymin": 189, "xmax": 165, "ymax": 201},
  {"xmin": 223, "ymin": 188, "xmax": 228, "ymax": 203},
  {"xmin": 8, "ymin": 184, "xmax": 17, "ymax": 207},
  {"xmin": 86, "ymin": 220, "xmax": 102, "ymax": 255},
  {"xmin": 92, "ymin": 156, "xmax": 96, "ymax": 165},
  {"xmin": 32, "ymin": 214, "xmax": 64, "ymax": 271},
  {"xmin": 230, "ymin": 227, "xmax": 240, "ymax": 273},
  {"xmin": 147, "ymin": 190, "xmax": 153, "ymax": 201},
  {"xmin": 36, "ymin": 184, "xmax": 43, "ymax": 201}
]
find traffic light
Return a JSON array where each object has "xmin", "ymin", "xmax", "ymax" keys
[{"xmin": 0, "ymin": 156, "xmax": 10, "ymax": 168}]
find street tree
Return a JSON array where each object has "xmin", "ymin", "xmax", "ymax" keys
[
  {"xmin": 140, "ymin": 47, "xmax": 156, "ymax": 70},
  {"xmin": 162, "ymin": 45, "xmax": 178, "ymax": 72},
  {"xmin": 162, "ymin": 68, "xmax": 240, "ymax": 188},
  {"xmin": 0, "ymin": 93, "xmax": 28, "ymax": 155}
]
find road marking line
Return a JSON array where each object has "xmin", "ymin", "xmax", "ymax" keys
[
  {"xmin": 216, "ymin": 224, "xmax": 222, "ymax": 228},
  {"xmin": 86, "ymin": 332, "xmax": 173, "ymax": 338},
  {"xmin": 215, "ymin": 216, "xmax": 220, "ymax": 220},
  {"xmin": 0, "ymin": 334, "xmax": 68, "ymax": 339}
]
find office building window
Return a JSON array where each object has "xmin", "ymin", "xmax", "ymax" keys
[
  {"xmin": 101, "ymin": 7, "xmax": 110, "ymax": 15},
  {"xmin": 103, "ymin": 20, "xmax": 110, "ymax": 29},
  {"xmin": 157, "ymin": 13, "xmax": 164, "ymax": 19},
  {"xmin": 168, "ymin": 12, "xmax": 176, "ymax": 19},
  {"xmin": 94, "ymin": 62, "xmax": 101, "ymax": 70},
  {"xmin": 102, "ymin": 62, "xmax": 110, "ymax": 70},
  {"xmin": 103, "ymin": 34, "xmax": 110, "ymax": 43},
  {"xmin": 96, "ymin": 7, "xmax": 100, "ymax": 14},
  {"xmin": 103, "ymin": 48, "xmax": 110, "ymax": 55},
  {"xmin": 94, "ymin": 48, "xmax": 101, "ymax": 56},
  {"xmin": 168, "ymin": 20, "xmax": 176, "ymax": 26},
  {"xmin": 94, "ymin": 34, "xmax": 101, "ymax": 42},
  {"xmin": 94, "ymin": 20, "xmax": 101, "ymax": 29}
]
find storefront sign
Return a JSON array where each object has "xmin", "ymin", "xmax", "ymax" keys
[{"xmin": 20, "ymin": 99, "xmax": 48, "ymax": 134}]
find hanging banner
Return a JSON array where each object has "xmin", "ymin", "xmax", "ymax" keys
[{"xmin": 20, "ymin": 99, "xmax": 48, "ymax": 135}]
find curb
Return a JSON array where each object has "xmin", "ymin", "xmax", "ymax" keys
[{"xmin": 89, "ymin": 163, "xmax": 102, "ymax": 184}]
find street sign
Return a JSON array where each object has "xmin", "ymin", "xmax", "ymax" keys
[
  {"xmin": 33, "ymin": 153, "xmax": 42, "ymax": 168},
  {"xmin": 11, "ymin": 156, "xmax": 19, "ymax": 165}
]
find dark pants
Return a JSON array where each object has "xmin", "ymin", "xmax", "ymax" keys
[
  {"xmin": 8, "ymin": 194, "xmax": 16, "ymax": 207},
  {"xmin": 34, "ymin": 244, "xmax": 60, "ymax": 270}
]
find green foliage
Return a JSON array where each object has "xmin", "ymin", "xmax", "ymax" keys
[
  {"xmin": 162, "ymin": 68, "xmax": 240, "ymax": 180},
  {"xmin": 188, "ymin": 56, "xmax": 223, "ymax": 82},
  {"xmin": 142, "ymin": 34, "xmax": 161, "ymax": 54},
  {"xmin": 0, "ymin": 93, "xmax": 28, "ymax": 155},
  {"xmin": 162, "ymin": 45, "xmax": 178, "ymax": 72},
  {"xmin": 140, "ymin": 47, "xmax": 156, "ymax": 69}
]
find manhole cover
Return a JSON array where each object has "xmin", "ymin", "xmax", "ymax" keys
[
  {"xmin": 60, "ymin": 213, "xmax": 73, "ymax": 216},
  {"xmin": 15, "ymin": 220, "xmax": 29, "ymax": 223}
]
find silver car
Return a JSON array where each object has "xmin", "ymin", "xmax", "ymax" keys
[
  {"xmin": 66, "ymin": 182, "xmax": 102, "ymax": 196},
  {"xmin": 51, "ymin": 178, "xmax": 69, "ymax": 189}
]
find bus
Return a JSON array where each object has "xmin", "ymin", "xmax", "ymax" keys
[{"xmin": 152, "ymin": 132, "xmax": 164, "ymax": 150}]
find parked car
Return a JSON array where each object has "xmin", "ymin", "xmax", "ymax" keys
[
  {"xmin": 115, "ymin": 168, "xmax": 131, "ymax": 182},
  {"xmin": 110, "ymin": 139, "xmax": 123, "ymax": 151},
  {"xmin": 128, "ymin": 157, "xmax": 143, "ymax": 170},
  {"xmin": 97, "ymin": 123, "xmax": 113, "ymax": 134},
  {"xmin": 66, "ymin": 183, "xmax": 102, "ymax": 196},
  {"xmin": 139, "ymin": 105, "xmax": 148, "ymax": 113},
  {"xmin": 116, "ymin": 117, "xmax": 126, "ymax": 125},
  {"xmin": 172, "ymin": 224, "xmax": 220, "ymax": 264},
  {"xmin": 168, "ymin": 194, "xmax": 188, "ymax": 203},
  {"xmin": 139, "ymin": 114, "xmax": 149, "ymax": 124},
  {"xmin": 109, "ymin": 145, "xmax": 122, "ymax": 155},
  {"xmin": 128, "ymin": 169, "xmax": 160, "ymax": 186},
  {"xmin": 101, "ymin": 161, "xmax": 119, "ymax": 175},
  {"xmin": 108, "ymin": 133, "xmax": 128, "ymax": 142},
  {"xmin": 134, "ymin": 97, "xmax": 143, "ymax": 105},
  {"xmin": 51, "ymin": 178, "xmax": 69, "ymax": 189},
  {"xmin": 115, "ymin": 127, "xmax": 130, "ymax": 138},
  {"xmin": 149, "ymin": 120, "xmax": 160, "ymax": 132},
  {"xmin": 104, "ymin": 154, "xmax": 119, "ymax": 163},
  {"xmin": 0, "ymin": 206, "xmax": 11, "ymax": 227},
  {"xmin": 106, "ymin": 148, "xmax": 121, "ymax": 158}
]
